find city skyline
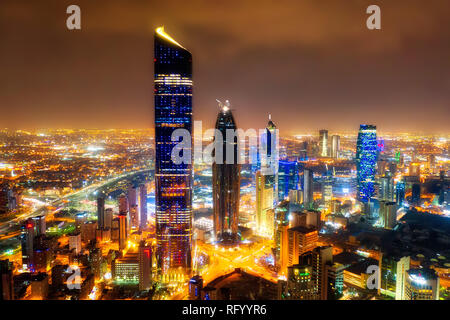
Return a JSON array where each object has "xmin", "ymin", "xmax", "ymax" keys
[{"xmin": 0, "ymin": 0, "xmax": 449, "ymax": 134}]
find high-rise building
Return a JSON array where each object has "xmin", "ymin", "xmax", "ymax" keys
[
  {"xmin": 154, "ymin": 27, "xmax": 193, "ymax": 275},
  {"xmin": 256, "ymin": 170, "xmax": 275, "ymax": 237},
  {"xmin": 260, "ymin": 115, "xmax": 279, "ymax": 205},
  {"xmin": 287, "ymin": 226, "xmax": 318, "ymax": 266},
  {"xmin": 278, "ymin": 160, "xmax": 299, "ymax": 201},
  {"xmin": 411, "ymin": 183, "xmax": 421, "ymax": 205},
  {"xmin": 319, "ymin": 130, "xmax": 328, "ymax": 157},
  {"xmin": 379, "ymin": 171, "xmax": 394, "ymax": 201},
  {"xmin": 301, "ymin": 169, "xmax": 314, "ymax": 209},
  {"xmin": 21, "ymin": 219, "xmax": 34, "ymax": 270},
  {"xmin": 32, "ymin": 216, "xmax": 46, "ymax": 236},
  {"xmin": 97, "ymin": 196, "xmax": 106, "ymax": 229},
  {"xmin": 118, "ymin": 213, "xmax": 128, "ymax": 251},
  {"xmin": 404, "ymin": 268, "xmax": 439, "ymax": 300},
  {"xmin": 0, "ymin": 259, "xmax": 14, "ymax": 300},
  {"xmin": 212, "ymin": 101, "xmax": 240, "ymax": 243},
  {"xmin": 331, "ymin": 135, "xmax": 340, "ymax": 159},
  {"xmin": 68, "ymin": 232, "xmax": 82, "ymax": 255},
  {"xmin": 127, "ymin": 184, "xmax": 138, "ymax": 212},
  {"xmin": 379, "ymin": 201, "xmax": 397, "ymax": 229},
  {"xmin": 118, "ymin": 194, "xmax": 128, "ymax": 215},
  {"xmin": 396, "ymin": 181, "xmax": 406, "ymax": 206},
  {"xmin": 189, "ymin": 275, "xmax": 204, "ymax": 300},
  {"xmin": 129, "ymin": 204, "xmax": 139, "ymax": 230},
  {"xmin": 138, "ymin": 241, "xmax": 152, "ymax": 291},
  {"xmin": 139, "ymin": 184, "xmax": 148, "ymax": 229},
  {"xmin": 381, "ymin": 255, "xmax": 410, "ymax": 299},
  {"xmin": 356, "ymin": 124, "xmax": 378, "ymax": 202}
]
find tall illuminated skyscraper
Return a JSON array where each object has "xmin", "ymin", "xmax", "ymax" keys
[
  {"xmin": 356, "ymin": 124, "xmax": 378, "ymax": 202},
  {"xmin": 319, "ymin": 130, "xmax": 328, "ymax": 157},
  {"xmin": 154, "ymin": 27, "xmax": 193, "ymax": 275},
  {"xmin": 212, "ymin": 100, "xmax": 240, "ymax": 243},
  {"xmin": 139, "ymin": 184, "xmax": 147, "ymax": 229}
]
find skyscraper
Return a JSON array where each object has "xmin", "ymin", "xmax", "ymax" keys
[
  {"xmin": 319, "ymin": 130, "xmax": 328, "ymax": 157},
  {"xmin": 139, "ymin": 184, "xmax": 147, "ymax": 229},
  {"xmin": 138, "ymin": 241, "xmax": 152, "ymax": 291},
  {"xmin": 0, "ymin": 259, "xmax": 14, "ymax": 300},
  {"xmin": 261, "ymin": 115, "xmax": 279, "ymax": 206},
  {"xmin": 331, "ymin": 135, "xmax": 340, "ymax": 159},
  {"xmin": 301, "ymin": 169, "xmax": 314, "ymax": 209},
  {"xmin": 256, "ymin": 170, "xmax": 275, "ymax": 237},
  {"xmin": 154, "ymin": 27, "xmax": 193, "ymax": 275},
  {"xmin": 356, "ymin": 124, "xmax": 378, "ymax": 202},
  {"xmin": 118, "ymin": 213, "xmax": 128, "ymax": 251},
  {"xmin": 278, "ymin": 160, "xmax": 299, "ymax": 201},
  {"xmin": 212, "ymin": 101, "xmax": 240, "ymax": 243},
  {"xmin": 97, "ymin": 195, "xmax": 106, "ymax": 229},
  {"xmin": 21, "ymin": 219, "xmax": 34, "ymax": 270},
  {"xmin": 404, "ymin": 268, "xmax": 439, "ymax": 300}
]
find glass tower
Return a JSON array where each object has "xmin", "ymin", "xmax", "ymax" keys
[
  {"xmin": 154, "ymin": 27, "xmax": 193, "ymax": 275},
  {"xmin": 278, "ymin": 160, "xmax": 299, "ymax": 201},
  {"xmin": 212, "ymin": 100, "xmax": 240, "ymax": 243},
  {"xmin": 356, "ymin": 124, "xmax": 378, "ymax": 202}
]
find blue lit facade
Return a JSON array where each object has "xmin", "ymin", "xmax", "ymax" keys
[
  {"xmin": 356, "ymin": 124, "xmax": 378, "ymax": 202},
  {"xmin": 278, "ymin": 160, "xmax": 299, "ymax": 201},
  {"xmin": 154, "ymin": 28, "xmax": 193, "ymax": 275}
]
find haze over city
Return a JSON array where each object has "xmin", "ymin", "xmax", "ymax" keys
[{"xmin": 0, "ymin": 0, "xmax": 449, "ymax": 134}]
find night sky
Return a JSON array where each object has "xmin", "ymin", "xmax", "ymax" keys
[{"xmin": 1, "ymin": 0, "xmax": 449, "ymax": 134}]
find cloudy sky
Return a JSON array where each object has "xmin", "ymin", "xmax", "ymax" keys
[{"xmin": 0, "ymin": 0, "xmax": 449, "ymax": 134}]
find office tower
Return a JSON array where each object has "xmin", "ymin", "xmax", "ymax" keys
[
  {"xmin": 81, "ymin": 221, "xmax": 97, "ymax": 242},
  {"xmin": 260, "ymin": 115, "xmax": 279, "ymax": 205},
  {"xmin": 288, "ymin": 189, "xmax": 303, "ymax": 205},
  {"xmin": 379, "ymin": 201, "xmax": 397, "ymax": 229},
  {"xmin": 138, "ymin": 241, "xmax": 152, "ymax": 291},
  {"xmin": 278, "ymin": 160, "xmax": 299, "ymax": 201},
  {"xmin": 405, "ymin": 268, "xmax": 439, "ymax": 300},
  {"xmin": 127, "ymin": 184, "xmax": 138, "ymax": 212},
  {"xmin": 118, "ymin": 213, "xmax": 128, "ymax": 251},
  {"xmin": 69, "ymin": 232, "xmax": 82, "ymax": 254},
  {"xmin": 0, "ymin": 259, "xmax": 14, "ymax": 300},
  {"xmin": 285, "ymin": 264, "xmax": 315, "ymax": 300},
  {"xmin": 189, "ymin": 275, "xmax": 204, "ymax": 300},
  {"xmin": 129, "ymin": 204, "xmax": 139, "ymax": 230},
  {"xmin": 21, "ymin": 219, "xmax": 34, "ymax": 270},
  {"xmin": 274, "ymin": 203, "xmax": 290, "ymax": 275},
  {"xmin": 118, "ymin": 193, "xmax": 128, "ymax": 214},
  {"xmin": 139, "ymin": 184, "xmax": 148, "ymax": 229},
  {"xmin": 33, "ymin": 247, "xmax": 50, "ymax": 273},
  {"xmin": 256, "ymin": 170, "xmax": 275, "ymax": 237},
  {"xmin": 309, "ymin": 246, "xmax": 333, "ymax": 300},
  {"xmin": 154, "ymin": 26, "xmax": 193, "ymax": 275},
  {"xmin": 409, "ymin": 162, "xmax": 421, "ymax": 177},
  {"xmin": 381, "ymin": 255, "xmax": 410, "ymax": 299},
  {"xmin": 331, "ymin": 135, "xmax": 340, "ymax": 159},
  {"xmin": 301, "ymin": 169, "xmax": 314, "ymax": 209},
  {"xmin": 32, "ymin": 216, "xmax": 46, "ymax": 236},
  {"xmin": 30, "ymin": 273, "xmax": 49, "ymax": 300},
  {"xmin": 112, "ymin": 252, "xmax": 139, "ymax": 283},
  {"xmin": 379, "ymin": 171, "xmax": 394, "ymax": 201},
  {"xmin": 89, "ymin": 247, "xmax": 103, "ymax": 280},
  {"xmin": 104, "ymin": 208, "xmax": 113, "ymax": 229},
  {"xmin": 75, "ymin": 213, "xmax": 87, "ymax": 231},
  {"xmin": 411, "ymin": 183, "xmax": 421, "ymax": 205},
  {"xmin": 356, "ymin": 124, "xmax": 378, "ymax": 202},
  {"xmin": 111, "ymin": 218, "xmax": 119, "ymax": 242},
  {"xmin": 396, "ymin": 181, "xmax": 405, "ymax": 206},
  {"xmin": 287, "ymin": 226, "xmax": 318, "ymax": 266},
  {"xmin": 97, "ymin": 195, "xmax": 106, "ymax": 228},
  {"xmin": 319, "ymin": 130, "xmax": 328, "ymax": 157},
  {"xmin": 212, "ymin": 101, "xmax": 240, "ymax": 243}
]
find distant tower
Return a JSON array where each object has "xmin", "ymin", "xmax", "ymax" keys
[
  {"xmin": 356, "ymin": 124, "xmax": 378, "ymax": 202},
  {"xmin": 319, "ymin": 130, "xmax": 329, "ymax": 157},
  {"xmin": 97, "ymin": 195, "xmax": 106, "ymax": 229},
  {"xmin": 331, "ymin": 135, "xmax": 340, "ymax": 159},
  {"xmin": 212, "ymin": 100, "xmax": 240, "ymax": 243}
]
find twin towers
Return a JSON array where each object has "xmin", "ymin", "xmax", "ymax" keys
[{"xmin": 154, "ymin": 27, "xmax": 275, "ymax": 278}]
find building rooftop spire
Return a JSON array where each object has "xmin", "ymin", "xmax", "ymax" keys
[{"xmin": 155, "ymin": 26, "xmax": 186, "ymax": 49}]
